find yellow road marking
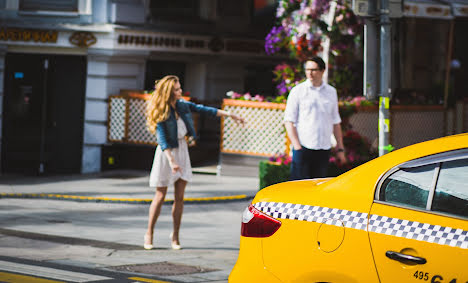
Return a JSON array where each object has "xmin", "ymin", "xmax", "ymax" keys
[
  {"xmin": 128, "ymin": 276, "xmax": 171, "ymax": 283},
  {"xmin": 0, "ymin": 271, "xmax": 64, "ymax": 283},
  {"xmin": 0, "ymin": 193, "xmax": 249, "ymax": 203}
]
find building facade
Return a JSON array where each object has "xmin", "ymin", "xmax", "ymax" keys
[{"xmin": 0, "ymin": 0, "xmax": 280, "ymax": 174}]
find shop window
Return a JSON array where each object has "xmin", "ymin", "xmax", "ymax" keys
[
  {"xmin": 218, "ymin": 1, "xmax": 249, "ymax": 18},
  {"xmin": 244, "ymin": 64, "xmax": 275, "ymax": 96},
  {"xmin": 20, "ymin": 0, "xmax": 78, "ymax": 12},
  {"xmin": 379, "ymin": 164, "xmax": 437, "ymax": 209},
  {"xmin": 150, "ymin": 0, "xmax": 199, "ymax": 21},
  {"xmin": 144, "ymin": 60, "xmax": 186, "ymax": 92},
  {"xmin": 251, "ymin": 0, "xmax": 276, "ymax": 33},
  {"xmin": 432, "ymin": 159, "xmax": 468, "ymax": 218},
  {"xmin": 393, "ymin": 18, "xmax": 450, "ymax": 105}
]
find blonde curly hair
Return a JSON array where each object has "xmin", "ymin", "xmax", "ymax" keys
[{"xmin": 146, "ymin": 75, "xmax": 179, "ymax": 134}]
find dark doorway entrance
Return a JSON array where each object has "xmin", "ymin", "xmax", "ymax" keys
[
  {"xmin": 144, "ymin": 60, "xmax": 186, "ymax": 91},
  {"xmin": 2, "ymin": 53, "xmax": 86, "ymax": 174}
]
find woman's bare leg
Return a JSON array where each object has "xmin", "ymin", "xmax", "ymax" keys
[
  {"xmin": 145, "ymin": 186, "xmax": 168, "ymax": 245},
  {"xmin": 171, "ymin": 178, "xmax": 187, "ymax": 246}
]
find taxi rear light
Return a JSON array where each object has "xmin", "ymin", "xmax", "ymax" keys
[{"xmin": 241, "ymin": 204, "xmax": 281, "ymax": 237}]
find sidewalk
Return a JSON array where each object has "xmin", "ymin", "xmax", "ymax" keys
[
  {"xmin": 0, "ymin": 166, "xmax": 260, "ymax": 282},
  {"xmin": 0, "ymin": 166, "xmax": 260, "ymax": 204}
]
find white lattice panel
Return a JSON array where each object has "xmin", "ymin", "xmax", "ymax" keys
[
  {"xmin": 222, "ymin": 105, "xmax": 287, "ymax": 156},
  {"xmin": 108, "ymin": 97, "xmax": 126, "ymax": 141},
  {"xmin": 127, "ymin": 98, "xmax": 157, "ymax": 145}
]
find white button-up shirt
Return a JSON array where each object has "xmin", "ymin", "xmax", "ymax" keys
[{"xmin": 284, "ymin": 80, "xmax": 341, "ymax": 150}]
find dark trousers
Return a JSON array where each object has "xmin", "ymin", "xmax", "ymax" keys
[{"xmin": 290, "ymin": 148, "xmax": 330, "ymax": 180}]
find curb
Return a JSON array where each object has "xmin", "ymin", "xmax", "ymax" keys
[{"xmin": 0, "ymin": 193, "xmax": 254, "ymax": 204}]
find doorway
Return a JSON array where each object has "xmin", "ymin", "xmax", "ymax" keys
[
  {"xmin": 144, "ymin": 60, "xmax": 186, "ymax": 91},
  {"xmin": 2, "ymin": 53, "xmax": 86, "ymax": 174}
]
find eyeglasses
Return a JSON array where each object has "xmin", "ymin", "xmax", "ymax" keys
[{"xmin": 306, "ymin": 68, "xmax": 322, "ymax": 72}]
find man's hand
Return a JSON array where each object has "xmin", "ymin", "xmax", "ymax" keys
[{"xmin": 336, "ymin": 151, "xmax": 347, "ymax": 164}]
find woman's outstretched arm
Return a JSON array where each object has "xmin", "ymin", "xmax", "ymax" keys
[{"xmin": 216, "ymin": 109, "xmax": 245, "ymax": 125}]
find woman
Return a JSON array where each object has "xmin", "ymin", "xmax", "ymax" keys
[{"xmin": 144, "ymin": 75, "xmax": 244, "ymax": 250}]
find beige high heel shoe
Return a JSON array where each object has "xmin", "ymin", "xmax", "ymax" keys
[
  {"xmin": 144, "ymin": 234, "xmax": 153, "ymax": 250},
  {"xmin": 169, "ymin": 232, "xmax": 182, "ymax": 250}
]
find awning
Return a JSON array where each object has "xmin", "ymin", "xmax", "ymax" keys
[{"xmin": 403, "ymin": 0, "xmax": 468, "ymax": 18}]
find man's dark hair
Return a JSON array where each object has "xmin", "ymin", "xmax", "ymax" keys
[{"xmin": 307, "ymin": 56, "xmax": 326, "ymax": 70}]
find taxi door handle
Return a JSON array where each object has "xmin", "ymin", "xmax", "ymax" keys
[{"xmin": 385, "ymin": 251, "xmax": 427, "ymax": 264}]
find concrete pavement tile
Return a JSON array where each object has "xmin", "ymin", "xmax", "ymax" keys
[
  {"xmin": 157, "ymin": 274, "xmax": 219, "ymax": 283},
  {"xmin": 0, "ymin": 236, "xmax": 113, "ymax": 261},
  {"xmin": 188, "ymin": 270, "xmax": 232, "ymax": 281}
]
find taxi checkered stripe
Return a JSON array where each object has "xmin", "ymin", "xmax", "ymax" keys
[
  {"xmin": 253, "ymin": 202, "xmax": 368, "ymax": 231},
  {"xmin": 253, "ymin": 201, "xmax": 468, "ymax": 249},
  {"xmin": 369, "ymin": 214, "xmax": 468, "ymax": 249}
]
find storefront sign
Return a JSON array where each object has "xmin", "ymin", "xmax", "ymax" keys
[
  {"xmin": 115, "ymin": 31, "xmax": 267, "ymax": 56},
  {"xmin": 0, "ymin": 28, "xmax": 58, "ymax": 43},
  {"xmin": 69, "ymin": 31, "xmax": 97, "ymax": 47},
  {"xmin": 117, "ymin": 34, "xmax": 206, "ymax": 49},
  {"xmin": 453, "ymin": 3, "xmax": 468, "ymax": 17},
  {"xmin": 404, "ymin": 2, "xmax": 452, "ymax": 19}
]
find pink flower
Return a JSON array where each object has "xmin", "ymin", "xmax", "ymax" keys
[
  {"xmin": 243, "ymin": 93, "xmax": 252, "ymax": 100},
  {"xmin": 335, "ymin": 14, "xmax": 344, "ymax": 22},
  {"xmin": 297, "ymin": 22, "xmax": 311, "ymax": 35},
  {"xmin": 254, "ymin": 94, "xmax": 265, "ymax": 102},
  {"xmin": 232, "ymin": 92, "xmax": 241, "ymax": 99},
  {"xmin": 303, "ymin": 7, "xmax": 312, "ymax": 15},
  {"xmin": 348, "ymin": 152, "xmax": 360, "ymax": 163}
]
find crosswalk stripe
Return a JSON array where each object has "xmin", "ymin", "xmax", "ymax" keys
[
  {"xmin": 0, "ymin": 260, "xmax": 111, "ymax": 282},
  {"xmin": 0, "ymin": 271, "xmax": 64, "ymax": 283}
]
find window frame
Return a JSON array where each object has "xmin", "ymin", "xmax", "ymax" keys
[
  {"xmin": 8, "ymin": 0, "xmax": 91, "ymax": 16},
  {"xmin": 374, "ymin": 148, "xmax": 468, "ymax": 220}
]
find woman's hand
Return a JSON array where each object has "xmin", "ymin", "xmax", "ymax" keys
[
  {"xmin": 164, "ymin": 149, "xmax": 181, "ymax": 173},
  {"xmin": 168, "ymin": 158, "xmax": 181, "ymax": 173},
  {"xmin": 229, "ymin": 113, "xmax": 245, "ymax": 125},
  {"xmin": 187, "ymin": 136, "xmax": 196, "ymax": 147}
]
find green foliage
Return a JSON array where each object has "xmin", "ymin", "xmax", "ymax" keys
[
  {"xmin": 259, "ymin": 160, "xmax": 291, "ymax": 190},
  {"xmin": 328, "ymin": 130, "xmax": 378, "ymax": 177}
]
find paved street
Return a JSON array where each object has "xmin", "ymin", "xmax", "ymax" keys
[{"xmin": 0, "ymin": 169, "xmax": 259, "ymax": 282}]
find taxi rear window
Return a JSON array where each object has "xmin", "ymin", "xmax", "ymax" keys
[
  {"xmin": 432, "ymin": 159, "xmax": 468, "ymax": 217},
  {"xmin": 379, "ymin": 157, "xmax": 468, "ymax": 218},
  {"xmin": 380, "ymin": 164, "xmax": 436, "ymax": 210}
]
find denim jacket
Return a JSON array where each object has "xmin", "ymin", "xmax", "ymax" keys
[{"xmin": 156, "ymin": 99, "xmax": 218, "ymax": 151}]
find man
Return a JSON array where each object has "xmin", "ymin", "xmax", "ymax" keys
[{"xmin": 284, "ymin": 56, "xmax": 347, "ymax": 180}]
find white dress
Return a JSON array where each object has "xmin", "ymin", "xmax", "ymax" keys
[{"xmin": 149, "ymin": 118, "xmax": 192, "ymax": 187}]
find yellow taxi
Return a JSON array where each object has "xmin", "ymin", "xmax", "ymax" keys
[{"xmin": 229, "ymin": 134, "xmax": 468, "ymax": 283}]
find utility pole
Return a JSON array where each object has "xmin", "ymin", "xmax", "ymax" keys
[
  {"xmin": 353, "ymin": 0, "xmax": 400, "ymax": 156},
  {"xmin": 378, "ymin": 0, "xmax": 391, "ymax": 156}
]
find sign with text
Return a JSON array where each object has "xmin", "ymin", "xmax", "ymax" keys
[{"xmin": 0, "ymin": 28, "xmax": 58, "ymax": 43}]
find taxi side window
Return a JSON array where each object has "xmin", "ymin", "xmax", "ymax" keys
[
  {"xmin": 380, "ymin": 164, "xmax": 437, "ymax": 209},
  {"xmin": 432, "ymin": 158, "xmax": 468, "ymax": 217}
]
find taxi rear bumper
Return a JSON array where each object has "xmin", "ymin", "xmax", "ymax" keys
[{"xmin": 228, "ymin": 236, "xmax": 282, "ymax": 283}]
